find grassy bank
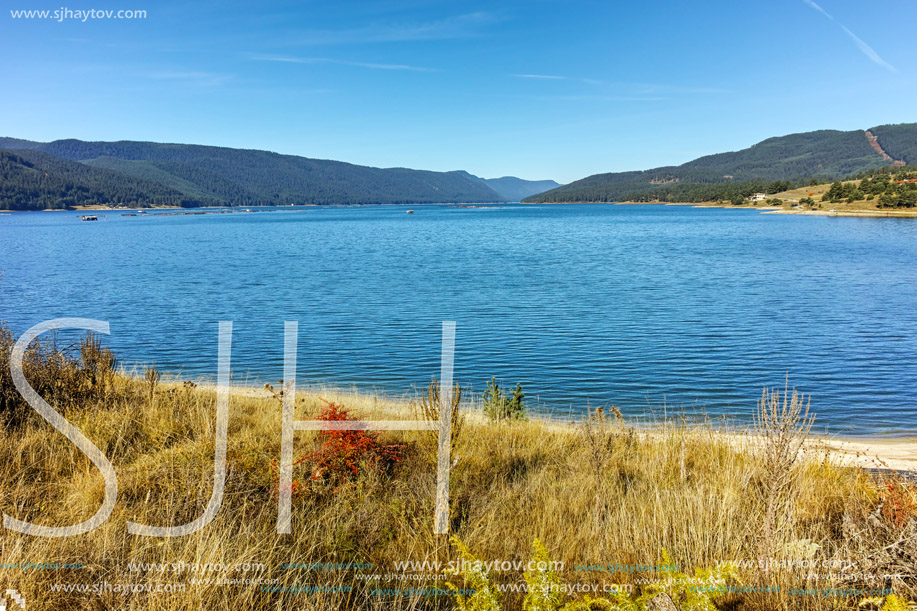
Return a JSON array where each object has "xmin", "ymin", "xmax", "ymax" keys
[
  {"xmin": 613, "ymin": 200, "xmax": 917, "ymax": 218},
  {"xmin": 0, "ymin": 330, "xmax": 915, "ymax": 610},
  {"xmin": 615, "ymin": 178, "xmax": 917, "ymax": 218}
]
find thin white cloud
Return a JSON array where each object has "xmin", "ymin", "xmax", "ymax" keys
[
  {"xmin": 799, "ymin": 0, "xmax": 896, "ymax": 72},
  {"xmin": 801, "ymin": 0, "xmax": 833, "ymax": 20},
  {"xmin": 251, "ymin": 54, "xmax": 437, "ymax": 72},
  {"xmin": 841, "ymin": 26, "xmax": 897, "ymax": 72}
]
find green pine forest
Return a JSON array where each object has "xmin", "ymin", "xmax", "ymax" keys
[
  {"xmin": 523, "ymin": 124, "xmax": 916, "ymax": 206},
  {"xmin": 1, "ymin": 123, "xmax": 916, "ymax": 210}
]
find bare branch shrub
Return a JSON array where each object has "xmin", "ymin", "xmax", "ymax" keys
[{"xmin": 754, "ymin": 380, "xmax": 815, "ymax": 562}]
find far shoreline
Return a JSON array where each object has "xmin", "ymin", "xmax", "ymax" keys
[
  {"xmin": 3, "ymin": 200, "xmax": 916, "ymax": 218},
  {"xmin": 524, "ymin": 199, "xmax": 917, "ymax": 218},
  {"xmin": 4, "ymin": 200, "xmax": 916, "ymax": 220}
]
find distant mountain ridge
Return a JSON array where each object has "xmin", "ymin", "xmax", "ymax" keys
[
  {"xmin": 0, "ymin": 138, "xmax": 556, "ymax": 210},
  {"xmin": 480, "ymin": 176, "xmax": 562, "ymax": 201},
  {"xmin": 0, "ymin": 138, "xmax": 511, "ymax": 209},
  {"xmin": 524, "ymin": 123, "xmax": 917, "ymax": 203},
  {"xmin": 5, "ymin": 125, "xmax": 914, "ymax": 210}
]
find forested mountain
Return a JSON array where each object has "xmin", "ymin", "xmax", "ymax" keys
[
  {"xmin": 0, "ymin": 149, "xmax": 193, "ymax": 209},
  {"xmin": 869, "ymin": 124, "xmax": 917, "ymax": 165},
  {"xmin": 480, "ymin": 176, "xmax": 562, "ymax": 201},
  {"xmin": 0, "ymin": 138, "xmax": 508, "ymax": 210},
  {"xmin": 3, "ymin": 125, "xmax": 914, "ymax": 210},
  {"xmin": 0, "ymin": 138, "xmax": 43, "ymax": 150},
  {"xmin": 524, "ymin": 124, "xmax": 916, "ymax": 203}
]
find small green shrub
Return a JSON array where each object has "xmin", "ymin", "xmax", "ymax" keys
[
  {"xmin": 879, "ymin": 594, "xmax": 915, "ymax": 611},
  {"xmin": 633, "ymin": 550, "xmax": 740, "ymax": 611},
  {"xmin": 523, "ymin": 539, "xmax": 563, "ymax": 611},
  {"xmin": 447, "ymin": 539, "xmax": 741, "ymax": 611},
  {"xmin": 445, "ymin": 535, "xmax": 503, "ymax": 611},
  {"xmin": 482, "ymin": 377, "xmax": 526, "ymax": 421}
]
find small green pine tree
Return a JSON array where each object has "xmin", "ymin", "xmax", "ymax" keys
[{"xmin": 483, "ymin": 377, "xmax": 526, "ymax": 420}]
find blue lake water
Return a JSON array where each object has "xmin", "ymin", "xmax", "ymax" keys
[{"xmin": 1, "ymin": 204, "xmax": 916, "ymax": 436}]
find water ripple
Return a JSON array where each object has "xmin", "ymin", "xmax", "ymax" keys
[{"xmin": 1, "ymin": 204, "xmax": 916, "ymax": 436}]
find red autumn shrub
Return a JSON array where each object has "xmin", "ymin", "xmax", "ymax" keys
[
  {"xmin": 882, "ymin": 480, "xmax": 917, "ymax": 529},
  {"xmin": 277, "ymin": 400, "xmax": 403, "ymax": 493}
]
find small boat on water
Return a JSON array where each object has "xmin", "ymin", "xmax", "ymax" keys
[
  {"xmin": 80, "ymin": 215, "xmax": 99, "ymax": 222},
  {"xmin": 406, "ymin": 210, "xmax": 414, "ymax": 214}
]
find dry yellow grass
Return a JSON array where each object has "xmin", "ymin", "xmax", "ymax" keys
[{"xmin": 0, "ymin": 340, "xmax": 915, "ymax": 610}]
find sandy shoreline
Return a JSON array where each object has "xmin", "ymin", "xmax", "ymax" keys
[
  {"xmin": 804, "ymin": 436, "xmax": 917, "ymax": 472},
  {"xmin": 763, "ymin": 208, "xmax": 917, "ymax": 218},
  {"xmin": 188, "ymin": 381, "xmax": 917, "ymax": 473},
  {"xmin": 612, "ymin": 200, "xmax": 917, "ymax": 218}
]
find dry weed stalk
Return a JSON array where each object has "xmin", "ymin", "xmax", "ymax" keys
[
  {"xmin": 414, "ymin": 378, "xmax": 464, "ymax": 462},
  {"xmin": 580, "ymin": 406, "xmax": 627, "ymax": 526},
  {"xmin": 144, "ymin": 364, "xmax": 160, "ymax": 405},
  {"xmin": 755, "ymin": 381, "xmax": 815, "ymax": 563}
]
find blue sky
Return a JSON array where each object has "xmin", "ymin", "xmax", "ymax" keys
[{"xmin": 1, "ymin": 0, "xmax": 915, "ymax": 183}]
